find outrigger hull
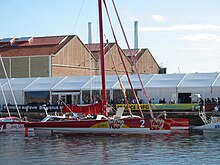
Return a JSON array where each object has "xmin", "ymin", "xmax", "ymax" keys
[
  {"xmin": 194, "ymin": 122, "xmax": 220, "ymax": 132},
  {"xmin": 0, "ymin": 121, "xmax": 26, "ymax": 133},
  {"xmin": 24, "ymin": 118, "xmax": 171, "ymax": 135},
  {"xmin": 165, "ymin": 118, "xmax": 189, "ymax": 130},
  {"xmin": 0, "ymin": 117, "xmax": 28, "ymax": 133}
]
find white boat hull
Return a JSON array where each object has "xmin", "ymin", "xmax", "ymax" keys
[{"xmin": 194, "ymin": 122, "xmax": 220, "ymax": 132}]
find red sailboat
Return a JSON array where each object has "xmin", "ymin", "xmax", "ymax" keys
[{"xmin": 24, "ymin": 0, "xmax": 188, "ymax": 136}]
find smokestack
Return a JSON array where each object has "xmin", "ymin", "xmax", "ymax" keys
[
  {"xmin": 88, "ymin": 22, "xmax": 92, "ymax": 44},
  {"xmin": 134, "ymin": 21, "xmax": 138, "ymax": 49}
]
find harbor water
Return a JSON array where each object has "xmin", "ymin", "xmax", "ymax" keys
[{"xmin": 0, "ymin": 131, "xmax": 219, "ymax": 165}]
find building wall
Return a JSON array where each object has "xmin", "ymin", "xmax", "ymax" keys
[
  {"xmin": 0, "ymin": 37, "xmax": 160, "ymax": 78},
  {"xmin": 136, "ymin": 50, "xmax": 160, "ymax": 74},
  {"xmin": 30, "ymin": 56, "xmax": 50, "ymax": 77},
  {"xmin": 0, "ymin": 56, "xmax": 50, "ymax": 78},
  {"xmin": 52, "ymin": 36, "xmax": 98, "ymax": 77},
  {"xmin": 104, "ymin": 45, "xmax": 132, "ymax": 75},
  {"xmin": 0, "ymin": 58, "xmax": 10, "ymax": 78},
  {"xmin": 11, "ymin": 57, "xmax": 29, "ymax": 78}
]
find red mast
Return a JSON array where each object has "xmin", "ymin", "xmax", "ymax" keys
[{"xmin": 98, "ymin": 0, "xmax": 107, "ymax": 115}]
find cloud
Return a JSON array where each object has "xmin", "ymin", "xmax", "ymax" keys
[
  {"xmin": 179, "ymin": 33, "xmax": 220, "ymax": 41},
  {"xmin": 179, "ymin": 47, "xmax": 213, "ymax": 51},
  {"xmin": 139, "ymin": 24, "xmax": 220, "ymax": 32},
  {"xmin": 119, "ymin": 8, "xmax": 138, "ymax": 21},
  {"xmin": 151, "ymin": 15, "xmax": 165, "ymax": 22}
]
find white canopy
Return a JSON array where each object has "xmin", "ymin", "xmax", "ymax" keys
[
  {"xmin": 177, "ymin": 72, "xmax": 219, "ymax": 94},
  {"xmin": 211, "ymin": 74, "xmax": 220, "ymax": 98},
  {"xmin": 52, "ymin": 76, "xmax": 92, "ymax": 91},
  {"xmin": 23, "ymin": 77, "xmax": 63, "ymax": 92},
  {"xmin": 144, "ymin": 74, "xmax": 186, "ymax": 103},
  {"xmin": 0, "ymin": 72, "xmax": 220, "ymax": 105},
  {"xmin": 82, "ymin": 75, "xmax": 121, "ymax": 90},
  {"xmin": 0, "ymin": 78, "xmax": 36, "ymax": 104},
  {"xmin": 112, "ymin": 74, "xmax": 153, "ymax": 90}
]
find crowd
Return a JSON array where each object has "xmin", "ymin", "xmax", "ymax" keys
[{"xmin": 204, "ymin": 97, "xmax": 220, "ymax": 104}]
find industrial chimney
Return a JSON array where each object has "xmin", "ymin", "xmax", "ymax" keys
[
  {"xmin": 134, "ymin": 21, "xmax": 138, "ymax": 49},
  {"xmin": 88, "ymin": 22, "xmax": 92, "ymax": 44}
]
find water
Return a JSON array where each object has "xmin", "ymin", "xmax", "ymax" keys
[{"xmin": 0, "ymin": 131, "xmax": 219, "ymax": 165}]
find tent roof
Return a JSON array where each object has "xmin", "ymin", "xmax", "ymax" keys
[
  {"xmin": 112, "ymin": 74, "xmax": 154, "ymax": 89},
  {"xmin": 211, "ymin": 74, "xmax": 220, "ymax": 87},
  {"xmin": 178, "ymin": 72, "xmax": 219, "ymax": 87},
  {"xmin": 1, "ymin": 72, "xmax": 220, "ymax": 92},
  {"xmin": 52, "ymin": 76, "xmax": 92, "ymax": 91},
  {"xmin": 0, "ymin": 79, "xmax": 9, "ymax": 86},
  {"xmin": 82, "ymin": 75, "xmax": 121, "ymax": 90},
  {"xmin": 24, "ymin": 77, "xmax": 63, "ymax": 92},
  {"xmin": 145, "ymin": 74, "xmax": 186, "ymax": 88},
  {"xmin": 2, "ymin": 77, "xmax": 37, "ymax": 91}
]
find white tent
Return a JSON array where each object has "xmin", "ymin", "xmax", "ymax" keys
[
  {"xmin": 111, "ymin": 74, "xmax": 154, "ymax": 102},
  {"xmin": 52, "ymin": 76, "xmax": 92, "ymax": 91},
  {"xmin": 23, "ymin": 77, "xmax": 63, "ymax": 92},
  {"xmin": 112, "ymin": 74, "xmax": 153, "ymax": 90},
  {"xmin": 0, "ymin": 78, "xmax": 36, "ymax": 104},
  {"xmin": 0, "ymin": 72, "xmax": 220, "ymax": 108},
  {"xmin": 82, "ymin": 75, "xmax": 121, "ymax": 90},
  {"xmin": 144, "ymin": 74, "xmax": 186, "ymax": 103},
  {"xmin": 211, "ymin": 74, "xmax": 220, "ymax": 99},
  {"xmin": 82, "ymin": 75, "xmax": 122, "ymax": 102},
  {"xmin": 177, "ymin": 72, "xmax": 219, "ymax": 99},
  {"xmin": 51, "ymin": 76, "xmax": 93, "ymax": 104}
]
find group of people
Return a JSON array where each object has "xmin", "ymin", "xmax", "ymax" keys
[
  {"xmin": 109, "ymin": 96, "xmax": 220, "ymax": 105},
  {"xmin": 114, "ymin": 97, "xmax": 143, "ymax": 104},
  {"xmin": 114, "ymin": 97, "xmax": 175, "ymax": 105},
  {"xmin": 85, "ymin": 96, "xmax": 220, "ymax": 106},
  {"xmin": 149, "ymin": 98, "xmax": 176, "ymax": 104},
  {"xmin": 204, "ymin": 97, "xmax": 220, "ymax": 104}
]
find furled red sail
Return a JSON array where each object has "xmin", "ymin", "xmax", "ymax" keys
[{"xmin": 62, "ymin": 102, "xmax": 103, "ymax": 115}]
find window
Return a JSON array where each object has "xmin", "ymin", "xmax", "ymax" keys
[{"xmin": 25, "ymin": 91, "xmax": 50, "ymax": 105}]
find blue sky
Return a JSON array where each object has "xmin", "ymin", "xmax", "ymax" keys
[{"xmin": 1, "ymin": 0, "xmax": 220, "ymax": 73}]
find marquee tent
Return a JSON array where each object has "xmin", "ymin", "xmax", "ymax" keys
[{"xmin": 0, "ymin": 72, "xmax": 220, "ymax": 107}]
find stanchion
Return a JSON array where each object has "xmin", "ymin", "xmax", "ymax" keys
[{"xmin": 25, "ymin": 127, "xmax": 28, "ymax": 137}]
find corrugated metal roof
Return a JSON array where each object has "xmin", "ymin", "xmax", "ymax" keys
[
  {"xmin": 0, "ymin": 35, "xmax": 74, "ymax": 57},
  {"xmin": 123, "ymin": 49, "xmax": 139, "ymax": 57},
  {"xmin": 85, "ymin": 43, "xmax": 115, "ymax": 59},
  {"xmin": 123, "ymin": 49, "xmax": 147, "ymax": 64}
]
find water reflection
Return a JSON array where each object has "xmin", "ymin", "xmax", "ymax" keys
[{"xmin": 1, "ymin": 131, "xmax": 220, "ymax": 165}]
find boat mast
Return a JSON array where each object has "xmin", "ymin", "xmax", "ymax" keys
[{"xmin": 98, "ymin": 0, "xmax": 107, "ymax": 115}]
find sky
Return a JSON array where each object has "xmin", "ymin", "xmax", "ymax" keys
[{"xmin": 1, "ymin": 0, "xmax": 220, "ymax": 74}]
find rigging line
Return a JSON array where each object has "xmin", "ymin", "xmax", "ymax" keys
[
  {"xmin": 77, "ymin": 56, "xmax": 94, "ymax": 67},
  {"xmin": 59, "ymin": 99, "xmax": 72, "ymax": 113},
  {"xmin": 111, "ymin": 0, "xmax": 135, "ymax": 66},
  {"xmin": 0, "ymin": 55, "xmax": 22, "ymax": 120},
  {"xmin": 0, "ymin": 82, "xmax": 11, "ymax": 118},
  {"xmin": 103, "ymin": 0, "xmax": 144, "ymax": 118},
  {"xmin": 105, "ymin": 39, "xmax": 133, "ymax": 116},
  {"xmin": 71, "ymin": 0, "xmax": 85, "ymax": 34},
  {"xmin": 89, "ymin": 52, "xmax": 92, "ymax": 104},
  {"xmin": 111, "ymin": 0, "xmax": 155, "ymax": 119}
]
